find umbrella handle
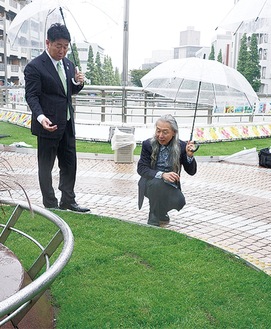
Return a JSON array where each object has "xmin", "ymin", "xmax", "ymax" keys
[
  {"xmin": 189, "ymin": 131, "xmax": 199, "ymax": 153},
  {"xmin": 72, "ymin": 66, "xmax": 81, "ymax": 85},
  {"xmin": 191, "ymin": 143, "xmax": 200, "ymax": 153}
]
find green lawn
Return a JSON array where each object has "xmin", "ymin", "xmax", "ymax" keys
[
  {"xmin": 2, "ymin": 207, "xmax": 271, "ymax": 328},
  {"xmin": 1, "ymin": 121, "xmax": 271, "ymax": 156}
]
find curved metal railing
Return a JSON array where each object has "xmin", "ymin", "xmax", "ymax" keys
[{"xmin": 0, "ymin": 200, "xmax": 74, "ymax": 327}]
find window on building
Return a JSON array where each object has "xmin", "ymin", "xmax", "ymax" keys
[
  {"xmin": 263, "ymin": 49, "xmax": 267, "ymax": 60},
  {"xmin": 262, "ymin": 66, "xmax": 266, "ymax": 79},
  {"xmin": 259, "ymin": 48, "xmax": 263, "ymax": 60}
]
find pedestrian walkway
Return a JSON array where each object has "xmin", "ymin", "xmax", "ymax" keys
[{"xmin": 1, "ymin": 146, "xmax": 271, "ymax": 277}]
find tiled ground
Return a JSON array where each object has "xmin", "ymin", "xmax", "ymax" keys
[{"xmin": 1, "ymin": 148, "xmax": 271, "ymax": 276}]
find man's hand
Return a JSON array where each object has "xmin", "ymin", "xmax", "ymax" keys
[
  {"xmin": 186, "ymin": 141, "xmax": 195, "ymax": 157},
  {"xmin": 75, "ymin": 69, "xmax": 85, "ymax": 85},
  {"xmin": 41, "ymin": 117, "xmax": 57, "ymax": 132},
  {"xmin": 162, "ymin": 172, "xmax": 180, "ymax": 183}
]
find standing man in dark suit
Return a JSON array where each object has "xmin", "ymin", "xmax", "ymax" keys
[
  {"xmin": 24, "ymin": 23, "xmax": 89, "ymax": 212},
  {"xmin": 137, "ymin": 114, "xmax": 197, "ymax": 226}
]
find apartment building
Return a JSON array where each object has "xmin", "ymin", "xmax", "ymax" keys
[
  {"xmin": 0, "ymin": 0, "xmax": 26, "ymax": 85},
  {"xmin": 225, "ymin": 0, "xmax": 271, "ymax": 94},
  {"xmin": 0, "ymin": 0, "xmax": 106, "ymax": 86},
  {"xmin": 0, "ymin": 0, "xmax": 62, "ymax": 85}
]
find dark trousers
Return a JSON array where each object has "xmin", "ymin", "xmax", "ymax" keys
[
  {"xmin": 145, "ymin": 178, "xmax": 186, "ymax": 222},
  {"xmin": 37, "ymin": 121, "xmax": 76, "ymax": 207}
]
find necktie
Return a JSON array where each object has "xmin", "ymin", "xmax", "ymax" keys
[
  {"xmin": 57, "ymin": 61, "xmax": 67, "ymax": 93},
  {"xmin": 57, "ymin": 61, "xmax": 70, "ymax": 120}
]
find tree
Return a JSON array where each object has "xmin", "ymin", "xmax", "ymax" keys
[
  {"xmin": 103, "ymin": 55, "xmax": 116, "ymax": 86},
  {"xmin": 130, "ymin": 69, "xmax": 151, "ymax": 87},
  {"xmin": 91, "ymin": 52, "xmax": 103, "ymax": 85},
  {"xmin": 209, "ymin": 44, "xmax": 215, "ymax": 60},
  {"xmin": 217, "ymin": 49, "xmax": 222, "ymax": 63},
  {"xmin": 67, "ymin": 43, "xmax": 81, "ymax": 71},
  {"xmin": 85, "ymin": 45, "xmax": 95, "ymax": 85},
  {"xmin": 114, "ymin": 67, "xmax": 121, "ymax": 86},
  {"xmin": 237, "ymin": 34, "xmax": 248, "ymax": 76},
  {"xmin": 85, "ymin": 46, "xmax": 121, "ymax": 86},
  {"xmin": 246, "ymin": 34, "xmax": 261, "ymax": 92},
  {"xmin": 237, "ymin": 33, "xmax": 261, "ymax": 92}
]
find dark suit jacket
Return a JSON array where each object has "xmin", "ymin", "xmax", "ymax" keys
[
  {"xmin": 137, "ymin": 138, "xmax": 197, "ymax": 209},
  {"xmin": 24, "ymin": 51, "xmax": 83, "ymax": 139}
]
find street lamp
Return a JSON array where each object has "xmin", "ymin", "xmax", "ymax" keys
[
  {"xmin": 0, "ymin": 12, "xmax": 8, "ymax": 86},
  {"xmin": 122, "ymin": 0, "xmax": 129, "ymax": 86},
  {"xmin": 3, "ymin": 12, "xmax": 7, "ymax": 86},
  {"xmin": 121, "ymin": 0, "xmax": 130, "ymax": 123}
]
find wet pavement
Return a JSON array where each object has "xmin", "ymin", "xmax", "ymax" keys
[
  {"xmin": 0, "ymin": 244, "xmax": 24, "ymax": 301},
  {"xmin": 1, "ymin": 146, "xmax": 271, "ymax": 278}
]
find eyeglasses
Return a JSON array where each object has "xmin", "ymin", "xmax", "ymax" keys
[
  {"xmin": 156, "ymin": 128, "xmax": 171, "ymax": 136},
  {"xmin": 50, "ymin": 42, "xmax": 69, "ymax": 51}
]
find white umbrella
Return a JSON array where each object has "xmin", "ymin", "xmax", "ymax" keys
[
  {"xmin": 7, "ymin": 0, "xmax": 120, "ymax": 49},
  {"xmin": 141, "ymin": 57, "xmax": 259, "ymax": 146},
  {"xmin": 141, "ymin": 57, "xmax": 258, "ymax": 106},
  {"xmin": 217, "ymin": 0, "xmax": 271, "ymax": 33},
  {"xmin": 7, "ymin": 0, "xmax": 88, "ymax": 50}
]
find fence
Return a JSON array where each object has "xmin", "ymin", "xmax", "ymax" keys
[
  {"xmin": 1, "ymin": 85, "xmax": 271, "ymax": 126},
  {"xmin": 1, "ymin": 85, "xmax": 271, "ymax": 143}
]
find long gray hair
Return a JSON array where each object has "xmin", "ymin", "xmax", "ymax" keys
[{"xmin": 150, "ymin": 114, "xmax": 181, "ymax": 173}]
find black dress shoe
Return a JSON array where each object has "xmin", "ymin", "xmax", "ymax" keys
[
  {"xmin": 45, "ymin": 206, "xmax": 59, "ymax": 211},
  {"xmin": 59, "ymin": 202, "xmax": 90, "ymax": 213},
  {"xmin": 147, "ymin": 213, "xmax": 160, "ymax": 226}
]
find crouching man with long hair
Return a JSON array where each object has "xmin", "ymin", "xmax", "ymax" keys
[{"xmin": 137, "ymin": 114, "xmax": 197, "ymax": 226}]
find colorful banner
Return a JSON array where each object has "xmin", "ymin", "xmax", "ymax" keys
[
  {"xmin": 193, "ymin": 124, "xmax": 271, "ymax": 142},
  {"xmin": 213, "ymin": 104, "xmax": 253, "ymax": 114},
  {"xmin": 1, "ymin": 109, "xmax": 271, "ymax": 142},
  {"xmin": 0, "ymin": 110, "xmax": 31, "ymax": 129}
]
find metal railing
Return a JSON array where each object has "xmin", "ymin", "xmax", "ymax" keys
[
  {"xmin": 0, "ymin": 200, "xmax": 74, "ymax": 327},
  {"xmin": 0, "ymin": 85, "xmax": 270, "ymax": 127}
]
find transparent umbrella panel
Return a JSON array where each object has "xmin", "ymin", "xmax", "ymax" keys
[
  {"xmin": 145, "ymin": 78, "xmax": 255, "ymax": 109},
  {"xmin": 217, "ymin": 0, "xmax": 271, "ymax": 33},
  {"xmin": 141, "ymin": 58, "xmax": 259, "ymax": 147},
  {"xmin": 7, "ymin": 0, "xmax": 120, "ymax": 49},
  {"xmin": 141, "ymin": 58, "xmax": 258, "ymax": 109}
]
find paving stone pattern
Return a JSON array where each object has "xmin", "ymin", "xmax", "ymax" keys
[{"xmin": 1, "ymin": 150, "xmax": 271, "ymax": 275}]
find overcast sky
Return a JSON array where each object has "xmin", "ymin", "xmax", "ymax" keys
[{"xmin": 66, "ymin": 0, "xmax": 235, "ymax": 70}]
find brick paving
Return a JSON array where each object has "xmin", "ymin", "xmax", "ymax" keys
[{"xmin": 1, "ymin": 147, "xmax": 271, "ymax": 276}]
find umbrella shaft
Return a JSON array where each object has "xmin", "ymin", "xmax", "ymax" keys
[
  {"xmin": 190, "ymin": 80, "xmax": 201, "ymax": 141},
  {"xmin": 59, "ymin": 6, "xmax": 77, "ymax": 66}
]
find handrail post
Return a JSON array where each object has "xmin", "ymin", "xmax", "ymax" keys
[
  {"xmin": 101, "ymin": 89, "xmax": 106, "ymax": 122},
  {"xmin": 122, "ymin": 87, "xmax": 127, "ymax": 123},
  {"xmin": 144, "ymin": 91, "xmax": 148, "ymax": 124},
  {"xmin": 0, "ymin": 204, "xmax": 23, "ymax": 244},
  {"xmin": 208, "ymin": 107, "xmax": 213, "ymax": 125},
  {"xmin": 27, "ymin": 230, "xmax": 64, "ymax": 280}
]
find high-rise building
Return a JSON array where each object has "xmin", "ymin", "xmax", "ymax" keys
[
  {"xmin": 1, "ymin": 1, "xmax": 105, "ymax": 85},
  {"xmin": 225, "ymin": 0, "xmax": 271, "ymax": 93},
  {"xmin": 0, "ymin": 0, "xmax": 62, "ymax": 85},
  {"xmin": 211, "ymin": 31, "xmax": 232, "ymax": 65},
  {"xmin": 0, "ymin": 0, "xmax": 27, "ymax": 85},
  {"xmin": 174, "ymin": 26, "xmax": 202, "ymax": 59}
]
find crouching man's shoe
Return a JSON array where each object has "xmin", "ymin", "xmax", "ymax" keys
[
  {"xmin": 59, "ymin": 202, "xmax": 90, "ymax": 213},
  {"xmin": 160, "ymin": 214, "xmax": 170, "ymax": 225}
]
